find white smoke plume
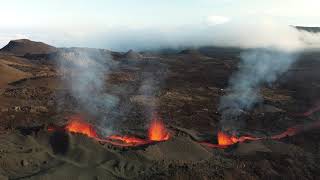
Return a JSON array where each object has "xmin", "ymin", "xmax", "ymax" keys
[
  {"xmin": 215, "ymin": 22, "xmax": 320, "ymax": 132},
  {"xmin": 56, "ymin": 48, "xmax": 169, "ymax": 135},
  {"xmin": 218, "ymin": 49, "xmax": 299, "ymax": 131},
  {"xmin": 57, "ymin": 48, "xmax": 119, "ymax": 134},
  {"xmin": 138, "ymin": 62, "xmax": 168, "ymax": 121}
]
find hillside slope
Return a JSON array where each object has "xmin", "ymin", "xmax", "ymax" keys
[{"xmin": 0, "ymin": 39, "xmax": 57, "ymax": 56}]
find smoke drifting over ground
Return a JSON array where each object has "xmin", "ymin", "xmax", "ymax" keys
[
  {"xmin": 219, "ymin": 49, "xmax": 299, "ymax": 131},
  {"xmin": 99, "ymin": 20, "xmax": 319, "ymax": 132},
  {"xmin": 56, "ymin": 20, "xmax": 320, "ymax": 133},
  {"xmin": 214, "ymin": 22, "xmax": 320, "ymax": 132},
  {"xmin": 104, "ymin": 20, "xmax": 320, "ymax": 132}
]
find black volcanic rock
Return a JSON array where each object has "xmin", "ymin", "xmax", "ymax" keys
[{"xmin": 0, "ymin": 39, "xmax": 57, "ymax": 56}]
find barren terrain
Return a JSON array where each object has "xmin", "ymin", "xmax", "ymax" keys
[{"xmin": 0, "ymin": 39, "xmax": 319, "ymax": 179}]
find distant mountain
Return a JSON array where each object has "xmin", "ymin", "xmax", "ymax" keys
[
  {"xmin": 0, "ymin": 39, "xmax": 57, "ymax": 56},
  {"xmin": 178, "ymin": 49, "xmax": 201, "ymax": 55},
  {"xmin": 295, "ymin": 26, "xmax": 320, "ymax": 33}
]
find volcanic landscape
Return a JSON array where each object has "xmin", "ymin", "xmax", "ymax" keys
[{"xmin": 0, "ymin": 37, "xmax": 320, "ymax": 180}]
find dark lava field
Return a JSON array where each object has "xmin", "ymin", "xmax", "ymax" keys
[{"xmin": 0, "ymin": 39, "xmax": 319, "ymax": 180}]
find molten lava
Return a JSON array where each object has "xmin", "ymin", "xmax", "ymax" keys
[
  {"xmin": 271, "ymin": 126, "xmax": 300, "ymax": 140},
  {"xmin": 148, "ymin": 117, "xmax": 170, "ymax": 141},
  {"xmin": 303, "ymin": 103, "xmax": 320, "ymax": 116},
  {"xmin": 217, "ymin": 131, "xmax": 237, "ymax": 146},
  {"xmin": 202, "ymin": 121, "xmax": 320, "ymax": 149},
  {"xmin": 200, "ymin": 131, "xmax": 262, "ymax": 148},
  {"xmin": 48, "ymin": 114, "xmax": 171, "ymax": 147},
  {"xmin": 108, "ymin": 135, "xmax": 147, "ymax": 145},
  {"xmin": 47, "ymin": 126, "xmax": 56, "ymax": 132},
  {"xmin": 65, "ymin": 115, "xmax": 98, "ymax": 138},
  {"xmin": 201, "ymin": 102, "xmax": 320, "ymax": 149}
]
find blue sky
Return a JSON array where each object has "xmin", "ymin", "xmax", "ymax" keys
[{"xmin": 0, "ymin": 0, "xmax": 319, "ymax": 49}]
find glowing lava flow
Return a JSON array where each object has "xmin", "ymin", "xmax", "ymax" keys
[
  {"xmin": 201, "ymin": 101, "xmax": 320, "ymax": 149},
  {"xmin": 217, "ymin": 131, "xmax": 236, "ymax": 146},
  {"xmin": 48, "ymin": 114, "xmax": 171, "ymax": 147},
  {"xmin": 302, "ymin": 104, "xmax": 320, "ymax": 116},
  {"xmin": 148, "ymin": 117, "xmax": 170, "ymax": 141},
  {"xmin": 64, "ymin": 115, "xmax": 98, "ymax": 138},
  {"xmin": 290, "ymin": 101, "xmax": 320, "ymax": 117},
  {"xmin": 107, "ymin": 135, "xmax": 149, "ymax": 146},
  {"xmin": 271, "ymin": 126, "xmax": 300, "ymax": 140},
  {"xmin": 201, "ymin": 131, "xmax": 261, "ymax": 148},
  {"xmin": 202, "ymin": 121, "xmax": 320, "ymax": 149}
]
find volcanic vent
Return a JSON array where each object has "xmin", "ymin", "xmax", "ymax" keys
[{"xmin": 48, "ymin": 113, "xmax": 171, "ymax": 147}]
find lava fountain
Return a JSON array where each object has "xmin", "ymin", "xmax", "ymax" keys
[
  {"xmin": 217, "ymin": 131, "xmax": 236, "ymax": 146},
  {"xmin": 64, "ymin": 115, "xmax": 98, "ymax": 138},
  {"xmin": 148, "ymin": 116, "xmax": 170, "ymax": 141}
]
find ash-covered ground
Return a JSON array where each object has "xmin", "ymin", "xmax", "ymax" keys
[{"xmin": 0, "ymin": 39, "xmax": 319, "ymax": 179}]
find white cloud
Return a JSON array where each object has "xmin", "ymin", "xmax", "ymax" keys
[
  {"xmin": 206, "ymin": 15, "xmax": 230, "ymax": 26},
  {"xmin": 263, "ymin": 0, "xmax": 320, "ymax": 18}
]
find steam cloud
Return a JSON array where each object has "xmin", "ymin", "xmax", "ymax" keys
[
  {"xmin": 219, "ymin": 49, "xmax": 299, "ymax": 131},
  {"xmin": 57, "ymin": 48, "xmax": 119, "ymax": 135},
  {"xmin": 215, "ymin": 22, "xmax": 320, "ymax": 132},
  {"xmin": 57, "ymin": 48, "xmax": 168, "ymax": 135}
]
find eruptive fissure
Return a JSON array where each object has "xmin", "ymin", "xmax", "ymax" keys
[
  {"xmin": 200, "ymin": 131, "xmax": 262, "ymax": 148},
  {"xmin": 48, "ymin": 114, "xmax": 170, "ymax": 147},
  {"xmin": 48, "ymin": 104, "xmax": 320, "ymax": 149},
  {"xmin": 202, "ymin": 106, "xmax": 320, "ymax": 148},
  {"xmin": 200, "ymin": 120, "xmax": 320, "ymax": 148},
  {"xmin": 64, "ymin": 115, "xmax": 98, "ymax": 138}
]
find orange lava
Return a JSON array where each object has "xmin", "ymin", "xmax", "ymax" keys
[
  {"xmin": 108, "ymin": 135, "xmax": 148, "ymax": 145},
  {"xmin": 65, "ymin": 115, "xmax": 98, "ymax": 138},
  {"xmin": 303, "ymin": 103, "xmax": 320, "ymax": 116},
  {"xmin": 201, "ymin": 131, "xmax": 264, "ymax": 148},
  {"xmin": 201, "ymin": 103, "xmax": 320, "ymax": 149},
  {"xmin": 202, "ymin": 120, "xmax": 320, "ymax": 149},
  {"xmin": 47, "ymin": 126, "xmax": 55, "ymax": 132},
  {"xmin": 271, "ymin": 126, "xmax": 300, "ymax": 140},
  {"xmin": 217, "ymin": 131, "xmax": 237, "ymax": 146},
  {"xmin": 148, "ymin": 117, "xmax": 170, "ymax": 141},
  {"xmin": 48, "ymin": 114, "xmax": 171, "ymax": 147},
  {"xmin": 214, "ymin": 131, "xmax": 261, "ymax": 147}
]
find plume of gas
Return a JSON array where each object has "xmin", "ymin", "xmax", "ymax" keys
[
  {"xmin": 57, "ymin": 48, "xmax": 119, "ymax": 135},
  {"xmin": 217, "ymin": 22, "xmax": 320, "ymax": 132}
]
